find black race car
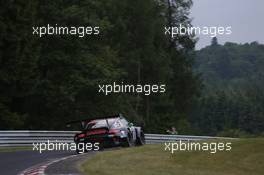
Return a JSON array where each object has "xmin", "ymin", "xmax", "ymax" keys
[{"xmin": 67, "ymin": 114, "xmax": 145, "ymax": 153}]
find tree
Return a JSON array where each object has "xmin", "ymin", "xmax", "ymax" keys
[
  {"xmin": 0, "ymin": 0, "xmax": 39, "ymax": 129},
  {"xmin": 193, "ymin": 42, "xmax": 264, "ymax": 136},
  {"xmin": 0, "ymin": 0, "xmax": 202, "ymax": 133},
  {"xmin": 211, "ymin": 37, "xmax": 218, "ymax": 46}
]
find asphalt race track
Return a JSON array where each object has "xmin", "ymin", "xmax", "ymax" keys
[{"xmin": 0, "ymin": 150, "xmax": 89, "ymax": 175}]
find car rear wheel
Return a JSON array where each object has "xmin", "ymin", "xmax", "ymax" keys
[
  {"xmin": 98, "ymin": 143, "xmax": 104, "ymax": 151},
  {"xmin": 76, "ymin": 144, "xmax": 83, "ymax": 154}
]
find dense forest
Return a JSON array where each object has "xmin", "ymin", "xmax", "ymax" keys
[
  {"xmin": 0, "ymin": 1, "xmax": 263, "ymax": 136},
  {"xmin": 0, "ymin": 0, "xmax": 201, "ymax": 132},
  {"xmin": 192, "ymin": 38, "xmax": 264, "ymax": 136}
]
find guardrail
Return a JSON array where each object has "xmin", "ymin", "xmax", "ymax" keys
[{"xmin": 0, "ymin": 131, "xmax": 232, "ymax": 147}]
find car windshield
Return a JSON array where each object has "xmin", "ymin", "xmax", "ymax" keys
[{"xmin": 85, "ymin": 118, "xmax": 116, "ymax": 130}]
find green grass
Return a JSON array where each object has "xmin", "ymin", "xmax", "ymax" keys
[
  {"xmin": 80, "ymin": 139, "xmax": 264, "ymax": 175},
  {"xmin": 0, "ymin": 147, "xmax": 31, "ymax": 152}
]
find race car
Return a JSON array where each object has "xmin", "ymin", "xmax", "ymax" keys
[{"xmin": 66, "ymin": 114, "xmax": 145, "ymax": 153}]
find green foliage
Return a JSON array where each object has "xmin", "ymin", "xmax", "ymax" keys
[
  {"xmin": 192, "ymin": 39, "xmax": 264, "ymax": 136},
  {"xmin": 195, "ymin": 40, "xmax": 264, "ymax": 91},
  {"xmin": 0, "ymin": 0, "xmax": 200, "ymax": 132},
  {"xmin": 0, "ymin": 0, "xmax": 39, "ymax": 129}
]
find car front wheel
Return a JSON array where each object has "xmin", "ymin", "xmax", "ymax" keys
[{"xmin": 122, "ymin": 135, "xmax": 133, "ymax": 147}]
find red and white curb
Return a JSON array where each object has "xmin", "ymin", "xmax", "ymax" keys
[{"xmin": 18, "ymin": 155, "xmax": 78, "ymax": 175}]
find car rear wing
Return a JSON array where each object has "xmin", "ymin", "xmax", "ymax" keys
[{"xmin": 66, "ymin": 114, "xmax": 122, "ymax": 129}]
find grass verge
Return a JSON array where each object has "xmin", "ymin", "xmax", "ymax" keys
[{"xmin": 80, "ymin": 139, "xmax": 264, "ymax": 175}]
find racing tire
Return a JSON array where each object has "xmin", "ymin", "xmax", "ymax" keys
[
  {"xmin": 76, "ymin": 148, "xmax": 82, "ymax": 154},
  {"xmin": 76, "ymin": 143, "xmax": 84, "ymax": 154},
  {"xmin": 122, "ymin": 135, "xmax": 133, "ymax": 147},
  {"xmin": 98, "ymin": 143, "xmax": 104, "ymax": 151}
]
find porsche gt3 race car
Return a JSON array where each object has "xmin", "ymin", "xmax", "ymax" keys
[{"xmin": 67, "ymin": 114, "xmax": 145, "ymax": 153}]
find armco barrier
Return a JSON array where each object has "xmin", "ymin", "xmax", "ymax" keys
[{"xmin": 0, "ymin": 131, "xmax": 231, "ymax": 147}]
